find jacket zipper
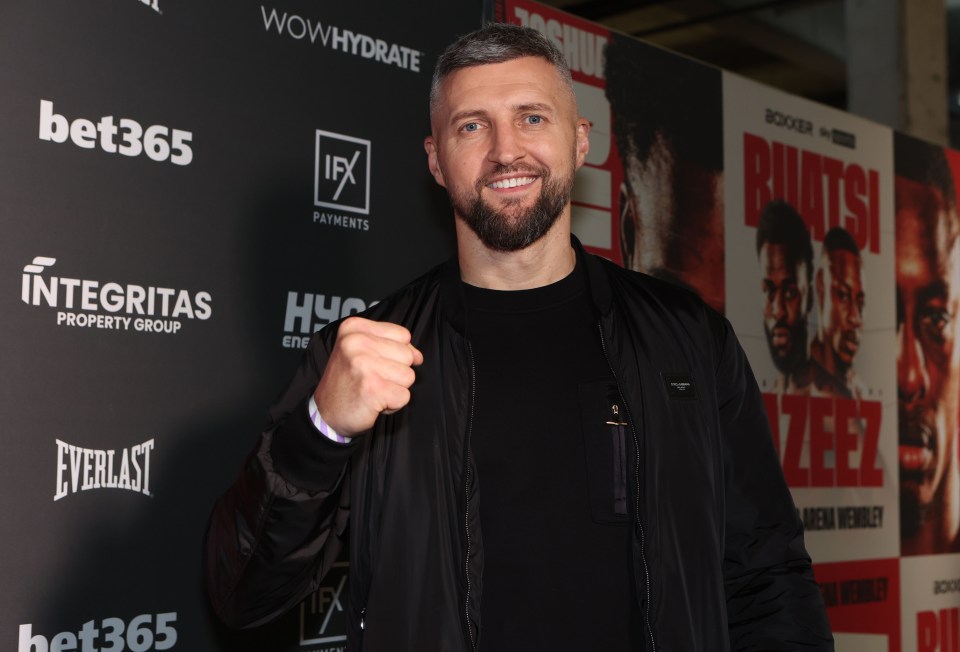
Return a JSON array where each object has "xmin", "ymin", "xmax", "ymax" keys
[
  {"xmin": 463, "ymin": 341, "xmax": 478, "ymax": 651},
  {"xmin": 598, "ymin": 323, "xmax": 656, "ymax": 652}
]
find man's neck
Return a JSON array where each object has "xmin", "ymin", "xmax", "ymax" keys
[{"xmin": 455, "ymin": 217, "xmax": 576, "ymax": 290}]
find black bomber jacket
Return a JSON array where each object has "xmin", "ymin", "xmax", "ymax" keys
[{"xmin": 204, "ymin": 240, "xmax": 834, "ymax": 651}]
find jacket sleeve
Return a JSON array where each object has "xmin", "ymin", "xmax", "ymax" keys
[
  {"xmin": 203, "ymin": 327, "xmax": 358, "ymax": 629},
  {"xmin": 708, "ymin": 310, "xmax": 834, "ymax": 650}
]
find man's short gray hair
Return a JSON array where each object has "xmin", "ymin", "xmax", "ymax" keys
[{"xmin": 430, "ymin": 22, "xmax": 574, "ymax": 115}]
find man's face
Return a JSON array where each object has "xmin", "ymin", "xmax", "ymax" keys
[
  {"xmin": 897, "ymin": 176, "xmax": 960, "ymax": 527},
  {"xmin": 820, "ymin": 249, "xmax": 864, "ymax": 367},
  {"xmin": 425, "ymin": 57, "xmax": 589, "ymax": 251},
  {"xmin": 759, "ymin": 242, "xmax": 809, "ymax": 374}
]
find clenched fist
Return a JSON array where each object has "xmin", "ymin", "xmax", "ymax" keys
[{"xmin": 313, "ymin": 316, "xmax": 424, "ymax": 437}]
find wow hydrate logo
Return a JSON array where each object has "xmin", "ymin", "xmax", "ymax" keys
[
  {"xmin": 22, "ymin": 257, "xmax": 212, "ymax": 334},
  {"xmin": 313, "ymin": 130, "xmax": 371, "ymax": 231},
  {"xmin": 260, "ymin": 5, "xmax": 422, "ymax": 72},
  {"xmin": 54, "ymin": 438, "xmax": 154, "ymax": 501}
]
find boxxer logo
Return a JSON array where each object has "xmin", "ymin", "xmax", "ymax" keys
[
  {"xmin": 54, "ymin": 438, "xmax": 154, "ymax": 501},
  {"xmin": 315, "ymin": 130, "xmax": 370, "ymax": 215},
  {"xmin": 22, "ymin": 256, "xmax": 212, "ymax": 335}
]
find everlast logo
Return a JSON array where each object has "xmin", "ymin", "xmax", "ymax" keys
[{"xmin": 54, "ymin": 438, "xmax": 155, "ymax": 501}]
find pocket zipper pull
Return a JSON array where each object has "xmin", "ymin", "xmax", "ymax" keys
[{"xmin": 606, "ymin": 403, "xmax": 628, "ymax": 426}]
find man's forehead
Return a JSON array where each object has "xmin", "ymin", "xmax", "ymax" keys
[
  {"xmin": 437, "ymin": 57, "xmax": 571, "ymax": 109},
  {"xmin": 762, "ymin": 242, "xmax": 806, "ymax": 274}
]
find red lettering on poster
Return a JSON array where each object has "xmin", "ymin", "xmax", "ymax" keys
[
  {"xmin": 781, "ymin": 394, "xmax": 809, "ymax": 486},
  {"xmin": 764, "ymin": 394, "xmax": 883, "ymax": 487},
  {"xmin": 763, "ymin": 392, "xmax": 780, "ymax": 455},
  {"xmin": 814, "ymin": 558, "xmax": 900, "ymax": 652},
  {"xmin": 919, "ymin": 608, "xmax": 960, "ymax": 652},
  {"xmin": 743, "ymin": 133, "xmax": 880, "ymax": 253}
]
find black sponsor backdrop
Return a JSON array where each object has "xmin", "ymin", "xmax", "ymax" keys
[{"xmin": 1, "ymin": 1, "xmax": 480, "ymax": 650}]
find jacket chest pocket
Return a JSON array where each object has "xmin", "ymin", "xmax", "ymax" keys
[{"xmin": 578, "ymin": 380, "xmax": 631, "ymax": 525}]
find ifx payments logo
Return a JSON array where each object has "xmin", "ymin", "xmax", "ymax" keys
[{"xmin": 313, "ymin": 130, "xmax": 370, "ymax": 231}]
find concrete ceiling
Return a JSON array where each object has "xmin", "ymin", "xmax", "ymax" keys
[{"xmin": 535, "ymin": 0, "xmax": 849, "ymax": 108}]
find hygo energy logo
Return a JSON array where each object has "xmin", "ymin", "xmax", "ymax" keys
[
  {"xmin": 299, "ymin": 563, "xmax": 348, "ymax": 647},
  {"xmin": 22, "ymin": 257, "xmax": 212, "ymax": 334},
  {"xmin": 261, "ymin": 6, "xmax": 421, "ymax": 72},
  {"xmin": 314, "ymin": 130, "xmax": 371, "ymax": 231},
  {"xmin": 39, "ymin": 100, "xmax": 192, "ymax": 166},
  {"xmin": 283, "ymin": 291, "xmax": 372, "ymax": 349},
  {"xmin": 54, "ymin": 438, "xmax": 154, "ymax": 501}
]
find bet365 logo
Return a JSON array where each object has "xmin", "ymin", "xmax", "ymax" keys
[{"xmin": 39, "ymin": 100, "xmax": 192, "ymax": 166}]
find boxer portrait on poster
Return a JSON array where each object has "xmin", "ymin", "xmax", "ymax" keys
[{"xmin": 895, "ymin": 134, "xmax": 960, "ymax": 556}]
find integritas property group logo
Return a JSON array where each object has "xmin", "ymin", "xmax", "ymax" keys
[{"xmin": 22, "ymin": 257, "xmax": 212, "ymax": 335}]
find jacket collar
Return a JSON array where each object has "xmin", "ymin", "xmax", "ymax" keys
[{"xmin": 437, "ymin": 234, "xmax": 614, "ymax": 336}]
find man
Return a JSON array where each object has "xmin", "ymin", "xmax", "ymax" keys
[
  {"xmin": 604, "ymin": 33, "xmax": 725, "ymax": 314},
  {"xmin": 756, "ymin": 200, "xmax": 844, "ymax": 396},
  {"xmin": 205, "ymin": 24, "xmax": 832, "ymax": 650},
  {"xmin": 896, "ymin": 133, "xmax": 960, "ymax": 555},
  {"xmin": 810, "ymin": 227, "xmax": 867, "ymax": 399}
]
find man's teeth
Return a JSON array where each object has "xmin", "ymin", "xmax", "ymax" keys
[{"xmin": 489, "ymin": 176, "xmax": 535, "ymax": 189}]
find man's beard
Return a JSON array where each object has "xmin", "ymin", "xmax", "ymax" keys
[
  {"xmin": 764, "ymin": 318, "xmax": 808, "ymax": 375},
  {"xmin": 451, "ymin": 163, "xmax": 574, "ymax": 252}
]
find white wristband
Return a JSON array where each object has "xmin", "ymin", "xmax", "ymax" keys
[{"xmin": 308, "ymin": 395, "xmax": 349, "ymax": 444}]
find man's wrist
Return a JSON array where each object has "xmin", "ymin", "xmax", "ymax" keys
[{"xmin": 307, "ymin": 395, "xmax": 351, "ymax": 444}]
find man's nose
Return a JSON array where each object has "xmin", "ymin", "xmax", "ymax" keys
[
  {"xmin": 488, "ymin": 124, "xmax": 524, "ymax": 166},
  {"xmin": 772, "ymin": 290, "xmax": 785, "ymax": 320},
  {"xmin": 849, "ymin": 299, "xmax": 863, "ymax": 327},
  {"xmin": 898, "ymin": 321, "xmax": 929, "ymax": 404}
]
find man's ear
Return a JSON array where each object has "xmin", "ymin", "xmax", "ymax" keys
[
  {"xmin": 424, "ymin": 136, "xmax": 446, "ymax": 188},
  {"xmin": 619, "ymin": 182, "xmax": 636, "ymax": 270},
  {"xmin": 575, "ymin": 118, "xmax": 591, "ymax": 169}
]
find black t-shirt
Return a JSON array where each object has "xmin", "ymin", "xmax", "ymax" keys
[{"xmin": 464, "ymin": 260, "xmax": 643, "ymax": 650}]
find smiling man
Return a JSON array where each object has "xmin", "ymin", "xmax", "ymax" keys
[{"xmin": 205, "ymin": 23, "xmax": 832, "ymax": 650}]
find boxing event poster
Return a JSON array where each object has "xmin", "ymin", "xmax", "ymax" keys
[
  {"xmin": 497, "ymin": 0, "xmax": 624, "ymax": 266},
  {"xmin": 723, "ymin": 71, "xmax": 898, "ymax": 566},
  {"xmin": 901, "ymin": 555, "xmax": 960, "ymax": 652},
  {"xmin": 817, "ymin": 558, "xmax": 901, "ymax": 651},
  {"xmin": 499, "ymin": 0, "xmax": 726, "ymax": 313},
  {"xmin": 895, "ymin": 135, "xmax": 960, "ymax": 651}
]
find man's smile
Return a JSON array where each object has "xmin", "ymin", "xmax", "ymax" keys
[{"xmin": 487, "ymin": 175, "xmax": 538, "ymax": 190}]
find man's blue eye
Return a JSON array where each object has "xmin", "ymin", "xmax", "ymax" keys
[
  {"xmin": 527, "ymin": 115, "xmax": 542, "ymax": 124},
  {"xmin": 463, "ymin": 123, "xmax": 478, "ymax": 132}
]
